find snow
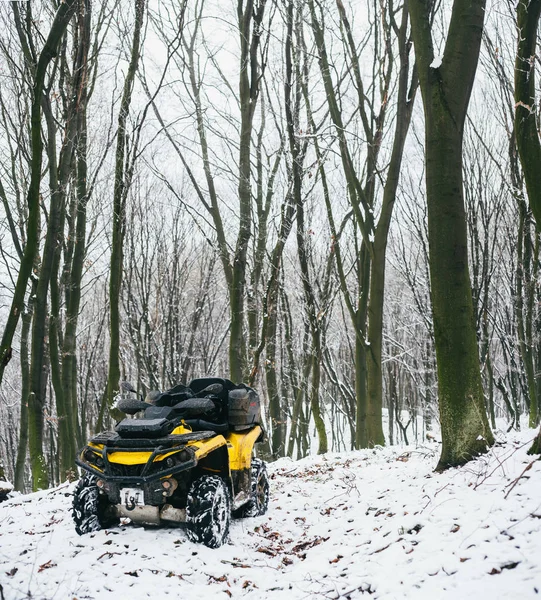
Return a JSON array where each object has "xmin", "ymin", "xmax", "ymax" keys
[
  {"xmin": 430, "ymin": 55, "xmax": 443, "ymax": 69},
  {"xmin": 1, "ymin": 428, "xmax": 541, "ymax": 599},
  {"xmin": 0, "ymin": 480, "xmax": 13, "ymax": 493}
]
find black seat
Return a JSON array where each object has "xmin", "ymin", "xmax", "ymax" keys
[
  {"xmin": 188, "ymin": 377, "xmax": 236, "ymax": 400},
  {"xmin": 187, "ymin": 377, "xmax": 236, "ymax": 430},
  {"xmin": 154, "ymin": 383, "xmax": 194, "ymax": 407}
]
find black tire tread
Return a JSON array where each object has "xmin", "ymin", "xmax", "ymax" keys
[
  {"xmin": 72, "ymin": 473, "xmax": 119, "ymax": 535},
  {"xmin": 186, "ymin": 475, "xmax": 230, "ymax": 548},
  {"xmin": 234, "ymin": 458, "xmax": 269, "ymax": 518}
]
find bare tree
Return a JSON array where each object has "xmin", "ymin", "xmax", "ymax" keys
[
  {"xmin": 99, "ymin": 0, "xmax": 146, "ymax": 429},
  {"xmin": 308, "ymin": 0, "xmax": 418, "ymax": 448}
]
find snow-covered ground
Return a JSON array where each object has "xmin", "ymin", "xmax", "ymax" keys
[{"xmin": 1, "ymin": 428, "xmax": 540, "ymax": 600}]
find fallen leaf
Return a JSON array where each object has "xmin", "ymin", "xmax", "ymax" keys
[
  {"xmin": 256, "ymin": 547, "xmax": 277, "ymax": 557},
  {"xmin": 38, "ymin": 560, "xmax": 56, "ymax": 573},
  {"xmin": 292, "ymin": 536, "xmax": 329, "ymax": 553}
]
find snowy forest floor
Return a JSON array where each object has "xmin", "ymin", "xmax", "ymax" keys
[{"xmin": 1, "ymin": 427, "xmax": 540, "ymax": 600}]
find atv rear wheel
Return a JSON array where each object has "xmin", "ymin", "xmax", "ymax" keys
[
  {"xmin": 72, "ymin": 473, "xmax": 119, "ymax": 535},
  {"xmin": 186, "ymin": 475, "xmax": 230, "ymax": 548},
  {"xmin": 234, "ymin": 458, "xmax": 269, "ymax": 518}
]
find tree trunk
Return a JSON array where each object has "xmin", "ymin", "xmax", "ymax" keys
[
  {"xmin": 27, "ymin": 5, "xmax": 79, "ymax": 491},
  {"xmin": 14, "ymin": 289, "xmax": 35, "ymax": 491},
  {"xmin": 514, "ymin": 0, "xmax": 541, "ymax": 431},
  {"xmin": 99, "ymin": 0, "xmax": 145, "ymax": 430},
  {"xmin": 0, "ymin": 0, "xmax": 78, "ymax": 387},
  {"xmin": 515, "ymin": 0, "xmax": 541, "ymax": 226},
  {"xmin": 61, "ymin": 0, "xmax": 92, "ymax": 459},
  {"xmin": 230, "ymin": 0, "xmax": 267, "ymax": 383},
  {"xmin": 365, "ymin": 3, "xmax": 418, "ymax": 447},
  {"xmin": 409, "ymin": 0, "xmax": 494, "ymax": 469},
  {"xmin": 296, "ymin": 185, "xmax": 328, "ymax": 455}
]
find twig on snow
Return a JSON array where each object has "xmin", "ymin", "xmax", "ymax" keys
[{"xmin": 504, "ymin": 458, "xmax": 539, "ymax": 499}]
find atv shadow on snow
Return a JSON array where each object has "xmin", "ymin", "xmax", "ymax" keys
[{"xmin": 73, "ymin": 378, "xmax": 269, "ymax": 548}]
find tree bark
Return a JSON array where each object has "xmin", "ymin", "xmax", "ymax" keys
[
  {"xmin": 99, "ymin": 0, "xmax": 145, "ymax": 430},
  {"xmin": 515, "ymin": 0, "xmax": 541, "ymax": 454},
  {"xmin": 514, "ymin": 0, "xmax": 541, "ymax": 433},
  {"xmin": 0, "ymin": 0, "xmax": 78, "ymax": 392},
  {"xmin": 229, "ymin": 0, "xmax": 267, "ymax": 383},
  {"xmin": 409, "ymin": 0, "xmax": 494, "ymax": 470},
  {"xmin": 15, "ymin": 0, "xmax": 78, "ymax": 490},
  {"xmin": 515, "ymin": 0, "xmax": 541, "ymax": 227},
  {"xmin": 14, "ymin": 288, "xmax": 35, "ymax": 491}
]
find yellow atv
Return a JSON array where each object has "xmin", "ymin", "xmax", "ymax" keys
[{"xmin": 72, "ymin": 378, "xmax": 269, "ymax": 548}]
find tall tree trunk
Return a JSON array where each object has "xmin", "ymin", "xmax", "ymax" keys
[
  {"xmin": 229, "ymin": 0, "xmax": 267, "ymax": 383},
  {"xmin": 27, "ymin": 2, "xmax": 79, "ymax": 491},
  {"xmin": 514, "ymin": 0, "xmax": 541, "ymax": 435},
  {"xmin": 99, "ymin": 0, "xmax": 145, "ymax": 430},
  {"xmin": 296, "ymin": 188, "xmax": 328, "ymax": 455},
  {"xmin": 354, "ymin": 253, "xmax": 370, "ymax": 447},
  {"xmin": 61, "ymin": 0, "xmax": 92, "ymax": 463},
  {"xmin": 309, "ymin": 0, "xmax": 416, "ymax": 448},
  {"xmin": 0, "ymin": 0, "xmax": 78, "ymax": 388},
  {"xmin": 409, "ymin": 0, "xmax": 494, "ymax": 470},
  {"xmin": 14, "ymin": 288, "xmax": 35, "ymax": 491},
  {"xmin": 365, "ymin": 3, "xmax": 418, "ymax": 447}
]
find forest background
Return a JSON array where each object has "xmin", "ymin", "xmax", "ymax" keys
[{"xmin": 1, "ymin": 0, "xmax": 541, "ymax": 493}]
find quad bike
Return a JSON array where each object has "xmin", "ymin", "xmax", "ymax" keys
[{"xmin": 72, "ymin": 378, "xmax": 269, "ymax": 548}]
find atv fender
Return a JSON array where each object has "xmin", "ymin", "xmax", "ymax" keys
[
  {"xmin": 226, "ymin": 426, "xmax": 263, "ymax": 471},
  {"xmin": 189, "ymin": 436, "xmax": 231, "ymax": 486},
  {"xmin": 189, "ymin": 434, "xmax": 228, "ymax": 462}
]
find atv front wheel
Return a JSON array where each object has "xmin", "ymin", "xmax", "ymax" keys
[
  {"xmin": 72, "ymin": 473, "xmax": 119, "ymax": 535},
  {"xmin": 235, "ymin": 458, "xmax": 270, "ymax": 518},
  {"xmin": 186, "ymin": 475, "xmax": 230, "ymax": 548}
]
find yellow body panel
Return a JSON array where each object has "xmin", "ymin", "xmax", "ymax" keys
[
  {"xmin": 107, "ymin": 449, "xmax": 182, "ymax": 465},
  {"xmin": 171, "ymin": 423, "xmax": 192, "ymax": 435},
  {"xmin": 83, "ymin": 424, "xmax": 260, "ymax": 470},
  {"xmin": 226, "ymin": 426, "xmax": 262, "ymax": 471},
  {"xmin": 189, "ymin": 435, "xmax": 227, "ymax": 460},
  {"xmin": 87, "ymin": 422, "xmax": 195, "ymax": 466}
]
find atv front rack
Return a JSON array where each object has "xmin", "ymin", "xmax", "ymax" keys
[
  {"xmin": 91, "ymin": 430, "xmax": 215, "ymax": 448},
  {"xmin": 75, "ymin": 431, "xmax": 219, "ymax": 484}
]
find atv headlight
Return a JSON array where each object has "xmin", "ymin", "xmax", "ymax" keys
[
  {"xmin": 151, "ymin": 449, "xmax": 192, "ymax": 474},
  {"xmin": 83, "ymin": 448, "xmax": 104, "ymax": 469}
]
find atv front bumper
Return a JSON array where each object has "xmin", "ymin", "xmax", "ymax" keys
[
  {"xmin": 75, "ymin": 430, "xmax": 219, "ymax": 484},
  {"xmin": 75, "ymin": 447, "xmax": 197, "ymax": 485}
]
